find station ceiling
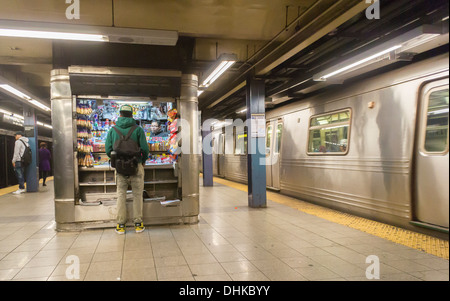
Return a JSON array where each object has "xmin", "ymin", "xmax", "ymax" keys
[{"xmin": 0, "ymin": 0, "xmax": 448, "ymax": 132}]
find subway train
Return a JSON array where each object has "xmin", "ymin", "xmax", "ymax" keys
[{"xmin": 208, "ymin": 53, "xmax": 449, "ymax": 236}]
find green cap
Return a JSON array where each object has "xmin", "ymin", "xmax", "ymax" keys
[{"xmin": 120, "ymin": 104, "xmax": 133, "ymax": 112}]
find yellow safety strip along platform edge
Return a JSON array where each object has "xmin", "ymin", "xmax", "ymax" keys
[
  {"xmin": 212, "ymin": 176, "xmax": 449, "ymax": 260},
  {"xmin": 0, "ymin": 177, "xmax": 54, "ymax": 197}
]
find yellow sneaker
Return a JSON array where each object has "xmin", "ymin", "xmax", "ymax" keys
[
  {"xmin": 135, "ymin": 222, "xmax": 145, "ymax": 233},
  {"xmin": 115, "ymin": 224, "xmax": 125, "ymax": 234}
]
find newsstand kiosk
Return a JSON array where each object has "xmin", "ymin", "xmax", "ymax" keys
[{"xmin": 50, "ymin": 68, "xmax": 199, "ymax": 231}]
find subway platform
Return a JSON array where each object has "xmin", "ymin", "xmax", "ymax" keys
[{"xmin": 0, "ymin": 177, "xmax": 448, "ymax": 282}]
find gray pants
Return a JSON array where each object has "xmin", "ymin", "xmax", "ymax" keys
[{"xmin": 116, "ymin": 164, "xmax": 145, "ymax": 225}]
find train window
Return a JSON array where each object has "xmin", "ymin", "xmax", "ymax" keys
[
  {"xmin": 307, "ymin": 109, "xmax": 351, "ymax": 155},
  {"xmin": 274, "ymin": 123, "xmax": 282, "ymax": 154},
  {"xmin": 424, "ymin": 88, "xmax": 449, "ymax": 153},
  {"xmin": 234, "ymin": 127, "xmax": 247, "ymax": 155},
  {"xmin": 310, "ymin": 111, "xmax": 350, "ymax": 127},
  {"xmin": 266, "ymin": 125, "xmax": 272, "ymax": 148}
]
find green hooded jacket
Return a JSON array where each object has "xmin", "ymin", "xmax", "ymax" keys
[{"xmin": 105, "ymin": 117, "xmax": 149, "ymax": 163}]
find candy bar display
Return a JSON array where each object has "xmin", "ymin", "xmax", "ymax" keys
[
  {"xmin": 76, "ymin": 100, "xmax": 94, "ymax": 167},
  {"xmin": 167, "ymin": 108, "xmax": 180, "ymax": 158},
  {"xmin": 75, "ymin": 98, "xmax": 177, "ymax": 168}
]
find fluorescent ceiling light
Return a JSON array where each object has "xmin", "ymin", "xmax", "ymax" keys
[
  {"xmin": 428, "ymin": 108, "xmax": 449, "ymax": 115},
  {"xmin": 0, "ymin": 84, "xmax": 51, "ymax": 112},
  {"xmin": 197, "ymin": 90, "xmax": 205, "ymax": 97},
  {"xmin": 0, "ymin": 109, "xmax": 51, "ymax": 128},
  {"xmin": 201, "ymin": 54, "xmax": 237, "ymax": 88},
  {"xmin": 0, "ymin": 28, "xmax": 107, "ymax": 42},
  {"xmin": 3, "ymin": 114, "xmax": 23, "ymax": 126},
  {"xmin": 36, "ymin": 121, "xmax": 53, "ymax": 129},
  {"xmin": 400, "ymin": 33, "xmax": 441, "ymax": 52},
  {"xmin": 29, "ymin": 100, "xmax": 51, "ymax": 111},
  {"xmin": 13, "ymin": 114, "xmax": 24, "ymax": 120},
  {"xmin": 0, "ymin": 84, "xmax": 32, "ymax": 100},
  {"xmin": 236, "ymin": 108, "xmax": 247, "ymax": 114},
  {"xmin": 318, "ymin": 45, "xmax": 402, "ymax": 80},
  {"xmin": 0, "ymin": 108, "xmax": 12, "ymax": 115},
  {"xmin": 0, "ymin": 20, "xmax": 178, "ymax": 46},
  {"xmin": 313, "ymin": 25, "xmax": 443, "ymax": 82},
  {"xmin": 114, "ymin": 100, "xmax": 149, "ymax": 105},
  {"xmin": 202, "ymin": 61, "xmax": 235, "ymax": 87}
]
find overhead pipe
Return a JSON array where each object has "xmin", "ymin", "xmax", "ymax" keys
[{"xmin": 200, "ymin": 0, "xmax": 368, "ymax": 113}]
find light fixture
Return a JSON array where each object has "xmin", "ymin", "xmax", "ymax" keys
[
  {"xmin": 400, "ymin": 33, "xmax": 441, "ymax": 53},
  {"xmin": 38, "ymin": 121, "xmax": 53, "ymax": 129},
  {"xmin": 428, "ymin": 108, "xmax": 449, "ymax": 115},
  {"xmin": 0, "ymin": 84, "xmax": 51, "ymax": 112},
  {"xmin": 200, "ymin": 53, "xmax": 237, "ymax": 88},
  {"xmin": 317, "ymin": 45, "xmax": 402, "ymax": 80},
  {"xmin": 0, "ymin": 28, "xmax": 107, "ymax": 42},
  {"xmin": 0, "ymin": 84, "xmax": 32, "ymax": 100},
  {"xmin": 13, "ymin": 114, "xmax": 24, "ymax": 120},
  {"xmin": 2, "ymin": 114, "xmax": 24, "ymax": 126},
  {"xmin": 29, "ymin": 99, "xmax": 51, "ymax": 111},
  {"xmin": 236, "ymin": 108, "xmax": 247, "ymax": 114},
  {"xmin": 313, "ymin": 25, "xmax": 443, "ymax": 82},
  {"xmin": 0, "ymin": 108, "xmax": 12, "ymax": 115},
  {"xmin": 0, "ymin": 20, "xmax": 178, "ymax": 46},
  {"xmin": 0, "ymin": 109, "xmax": 52, "ymax": 128},
  {"xmin": 114, "ymin": 100, "xmax": 150, "ymax": 105}
]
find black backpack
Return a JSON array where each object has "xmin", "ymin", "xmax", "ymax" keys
[
  {"xmin": 111, "ymin": 125, "xmax": 142, "ymax": 176},
  {"xmin": 20, "ymin": 140, "xmax": 32, "ymax": 167}
]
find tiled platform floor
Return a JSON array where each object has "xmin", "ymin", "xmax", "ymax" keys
[{"xmin": 0, "ymin": 180, "xmax": 448, "ymax": 281}]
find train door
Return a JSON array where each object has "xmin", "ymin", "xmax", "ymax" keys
[
  {"xmin": 266, "ymin": 118, "xmax": 283, "ymax": 190},
  {"xmin": 415, "ymin": 79, "xmax": 449, "ymax": 228},
  {"xmin": 212, "ymin": 137, "xmax": 218, "ymax": 175},
  {"xmin": 217, "ymin": 133, "xmax": 225, "ymax": 177}
]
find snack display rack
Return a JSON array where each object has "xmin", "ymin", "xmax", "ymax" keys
[{"xmin": 50, "ymin": 69, "xmax": 199, "ymax": 231}]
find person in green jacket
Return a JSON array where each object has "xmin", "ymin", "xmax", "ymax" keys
[{"xmin": 105, "ymin": 104, "xmax": 150, "ymax": 235}]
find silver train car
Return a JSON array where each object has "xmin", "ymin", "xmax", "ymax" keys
[{"xmin": 209, "ymin": 53, "xmax": 449, "ymax": 235}]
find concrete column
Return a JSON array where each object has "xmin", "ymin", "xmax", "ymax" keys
[
  {"xmin": 50, "ymin": 69, "xmax": 75, "ymax": 226},
  {"xmin": 246, "ymin": 78, "xmax": 267, "ymax": 208},
  {"xmin": 202, "ymin": 124, "xmax": 214, "ymax": 187},
  {"xmin": 23, "ymin": 105, "xmax": 38, "ymax": 192},
  {"xmin": 179, "ymin": 74, "xmax": 200, "ymax": 222}
]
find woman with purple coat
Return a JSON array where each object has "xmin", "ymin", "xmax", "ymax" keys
[{"xmin": 39, "ymin": 142, "xmax": 51, "ymax": 186}]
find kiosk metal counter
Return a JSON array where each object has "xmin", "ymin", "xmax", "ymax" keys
[{"xmin": 50, "ymin": 69, "xmax": 199, "ymax": 231}]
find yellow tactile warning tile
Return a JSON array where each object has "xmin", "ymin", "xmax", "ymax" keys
[
  {"xmin": 0, "ymin": 176, "xmax": 54, "ymax": 197},
  {"xmin": 212, "ymin": 176, "xmax": 449, "ymax": 260}
]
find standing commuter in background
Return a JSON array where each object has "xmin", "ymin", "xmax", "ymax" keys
[
  {"xmin": 105, "ymin": 104, "xmax": 149, "ymax": 234},
  {"xmin": 11, "ymin": 132, "xmax": 29, "ymax": 195},
  {"xmin": 39, "ymin": 142, "xmax": 51, "ymax": 186}
]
